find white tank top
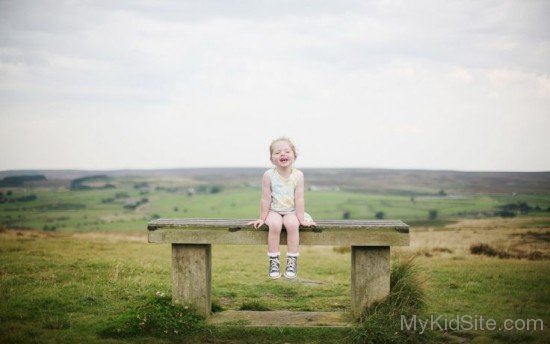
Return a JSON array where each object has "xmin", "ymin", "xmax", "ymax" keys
[{"xmin": 267, "ymin": 168, "xmax": 299, "ymax": 213}]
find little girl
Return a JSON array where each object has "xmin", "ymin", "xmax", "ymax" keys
[{"xmin": 248, "ymin": 137, "xmax": 316, "ymax": 279}]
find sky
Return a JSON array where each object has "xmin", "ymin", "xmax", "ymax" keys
[{"xmin": 1, "ymin": 0, "xmax": 549, "ymax": 172}]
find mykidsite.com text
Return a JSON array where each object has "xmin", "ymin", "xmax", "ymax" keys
[{"xmin": 401, "ymin": 315, "xmax": 544, "ymax": 334}]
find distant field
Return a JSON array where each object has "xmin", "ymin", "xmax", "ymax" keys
[
  {"xmin": 1, "ymin": 168, "xmax": 548, "ymax": 234},
  {"xmin": 0, "ymin": 170, "xmax": 549, "ymax": 343},
  {"xmin": 2, "ymin": 168, "xmax": 549, "ymax": 194},
  {"xmin": 1, "ymin": 183, "xmax": 550, "ymax": 233}
]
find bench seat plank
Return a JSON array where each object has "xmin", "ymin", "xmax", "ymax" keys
[
  {"xmin": 148, "ymin": 218, "xmax": 408, "ymax": 231},
  {"xmin": 148, "ymin": 218, "xmax": 409, "ymax": 246}
]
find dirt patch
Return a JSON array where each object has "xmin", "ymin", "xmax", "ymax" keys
[
  {"xmin": 0, "ymin": 228, "xmax": 70, "ymax": 239},
  {"xmin": 0, "ymin": 228, "xmax": 147, "ymax": 243},
  {"xmin": 72, "ymin": 231, "xmax": 147, "ymax": 243}
]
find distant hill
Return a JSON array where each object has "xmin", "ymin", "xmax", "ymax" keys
[{"xmin": 0, "ymin": 168, "xmax": 549, "ymax": 194}]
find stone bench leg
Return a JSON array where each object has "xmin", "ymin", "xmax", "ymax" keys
[
  {"xmin": 351, "ymin": 246, "xmax": 390, "ymax": 319},
  {"xmin": 172, "ymin": 244, "xmax": 212, "ymax": 317}
]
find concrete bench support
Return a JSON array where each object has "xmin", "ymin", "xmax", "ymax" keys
[
  {"xmin": 351, "ymin": 246, "xmax": 390, "ymax": 318},
  {"xmin": 148, "ymin": 218, "xmax": 409, "ymax": 320},
  {"xmin": 172, "ymin": 244, "xmax": 211, "ymax": 317}
]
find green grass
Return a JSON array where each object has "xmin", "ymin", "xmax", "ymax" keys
[
  {"xmin": 98, "ymin": 294, "xmax": 204, "ymax": 340},
  {"xmin": 1, "ymin": 179, "xmax": 549, "ymax": 342},
  {"xmin": 418, "ymin": 258, "xmax": 550, "ymax": 343},
  {"xmin": 423, "ymin": 258, "xmax": 550, "ymax": 321},
  {"xmin": 2, "ymin": 182, "xmax": 549, "ymax": 233},
  {"xmin": 1, "ymin": 230, "xmax": 549, "ymax": 343},
  {"xmin": 239, "ymin": 301, "xmax": 272, "ymax": 311}
]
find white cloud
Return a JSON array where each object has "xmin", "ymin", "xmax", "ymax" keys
[
  {"xmin": 449, "ymin": 66, "xmax": 475, "ymax": 84},
  {"xmin": 1, "ymin": 0, "xmax": 549, "ymax": 171}
]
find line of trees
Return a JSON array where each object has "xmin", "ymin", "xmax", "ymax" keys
[
  {"xmin": 70, "ymin": 175, "xmax": 115, "ymax": 190},
  {"xmin": 0, "ymin": 175, "xmax": 46, "ymax": 187}
]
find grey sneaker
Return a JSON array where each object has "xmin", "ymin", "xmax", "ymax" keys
[
  {"xmin": 285, "ymin": 256, "xmax": 298, "ymax": 279},
  {"xmin": 268, "ymin": 256, "xmax": 281, "ymax": 279}
]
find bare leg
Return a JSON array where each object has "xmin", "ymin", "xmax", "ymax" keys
[
  {"xmin": 283, "ymin": 213, "xmax": 300, "ymax": 254},
  {"xmin": 265, "ymin": 211, "xmax": 283, "ymax": 254}
]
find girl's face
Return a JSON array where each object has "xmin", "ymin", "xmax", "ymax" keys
[{"xmin": 270, "ymin": 140, "xmax": 295, "ymax": 168}]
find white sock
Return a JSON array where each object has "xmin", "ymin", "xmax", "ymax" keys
[
  {"xmin": 287, "ymin": 252, "xmax": 299, "ymax": 257},
  {"xmin": 268, "ymin": 252, "xmax": 280, "ymax": 258}
]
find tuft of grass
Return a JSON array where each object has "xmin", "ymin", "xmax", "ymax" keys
[
  {"xmin": 98, "ymin": 293, "xmax": 204, "ymax": 340},
  {"xmin": 239, "ymin": 301, "xmax": 271, "ymax": 311},
  {"xmin": 353, "ymin": 258, "xmax": 435, "ymax": 344},
  {"xmin": 212, "ymin": 300, "xmax": 224, "ymax": 313},
  {"xmin": 41, "ymin": 314, "xmax": 71, "ymax": 330}
]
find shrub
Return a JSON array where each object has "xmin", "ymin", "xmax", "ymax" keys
[
  {"xmin": 375, "ymin": 211, "xmax": 385, "ymax": 220},
  {"xmin": 99, "ymin": 293, "xmax": 204, "ymax": 339},
  {"xmin": 498, "ymin": 202, "xmax": 531, "ymax": 214},
  {"xmin": 343, "ymin": 211, "xmax": 351, "ymax": 220},
  {"xmin": 470, "ymin": 243, "xmax": 498, "ymax": 257},
  {"xmin": 353, "ymin": 258, "xmax": 434, "ymax": 343},
  {"xmin": 211, "ymin": 301, "xmax": 224, "ymax": 313},
  {"xmin": 210, "ymin": 185, "xmax": 222, "ymax": 194}
]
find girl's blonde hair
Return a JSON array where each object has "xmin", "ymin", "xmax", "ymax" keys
[{"xmin": 269, "ymin": 137, "xmax": 298, "ymax": 159}]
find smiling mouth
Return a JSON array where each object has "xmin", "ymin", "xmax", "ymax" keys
[{"xmin": 279, "ymin": 157, "xmax": 289, "ymax": 163}]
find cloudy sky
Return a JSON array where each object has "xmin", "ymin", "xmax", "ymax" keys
[{"xmin": 1, "ymin": 0, "xmax": 549, "ymax": 172}]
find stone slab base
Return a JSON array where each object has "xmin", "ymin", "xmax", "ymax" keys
[{"xmin": 207, "ymin": 310, "xmax": 354, "ymax": 327}]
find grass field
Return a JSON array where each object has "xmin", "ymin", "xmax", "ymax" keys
[
  {"xmin": 1, "ymin": 175, "xmax": 549, "ymax": 343},
  {"xmin": 1, "ymin": 219, "xmax": 549, "ymax": 343},
  {"xmin": 2, "ymin": 180, "xmax": 549, "ymax": 232}
]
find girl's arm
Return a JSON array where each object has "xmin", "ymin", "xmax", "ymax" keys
[
  {"xmin": 259, "ymin": 171, "xmax": 272, "ymax": 221},
  {"xmin": 294, "ymin": 171, "xmax": 312, "ymax": 226},
  {"xmin": 248, "ymin": 171, "xmax": 271, "ymax": 229}
]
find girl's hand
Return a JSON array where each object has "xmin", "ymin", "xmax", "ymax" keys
[
  {"xmin": 300, "ymin": 220, "xmax": 317, "ymax": 227},
  {"xmin": 248, "ymin": 219, "xmax": 265, "ymax": 229}
]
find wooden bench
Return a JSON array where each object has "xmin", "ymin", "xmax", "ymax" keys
[{"xmin": 147, "ymin": 218, "xmax": 409, "ymax": 319}]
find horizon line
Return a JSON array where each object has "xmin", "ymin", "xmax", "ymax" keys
[{"xmin": 1, "ymin": 166, "xmax": 550, "ymax": 174}]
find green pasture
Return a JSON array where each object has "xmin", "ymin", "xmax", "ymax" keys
[
  {"xmin": 0, "ymin": 232, "xmax": 548, "ymax": 343},
  {"xmin": 1, "ymin": 182, "xmax": 549, "ymax": 232},
  {"xmin": 1, "ymin": 178, "xmax": 549, "ymax": 342}
]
